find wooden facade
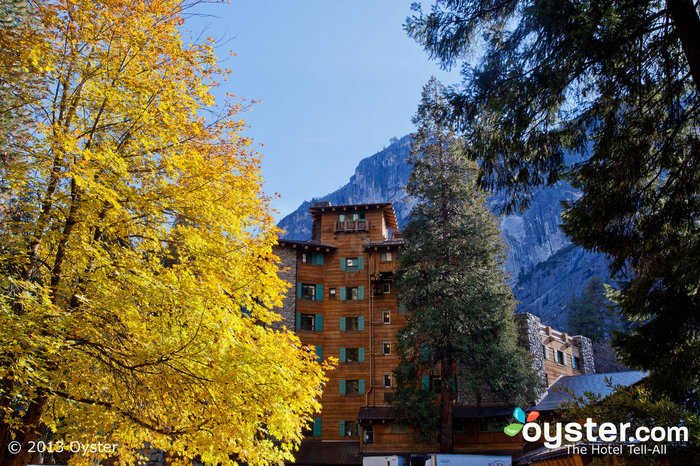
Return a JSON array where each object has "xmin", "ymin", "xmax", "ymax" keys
[{"xmin": 278, "ymin": 202, "xmax": 593, "ymax": 462}]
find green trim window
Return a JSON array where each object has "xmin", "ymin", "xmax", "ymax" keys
[
  {"xmin": 390, "ymin": 422, "xmax": 408, "ymax": 434},
  {"xmin": 543, "ymin": 345, "xmax": 549, "ymax": 360},
  {"xmin": 340, "ymin": 379, "xmax": 365, "ymax": 395},
  {"xmin": 398, "ymin": 303, "xmax": 408, "ymax": 314},
  {"xmin": 453, "ymin": 418, "xmax": 465, "ymax": 433},
  {"xmin": 572, "ymin": 356, "xmax": 581, "ymax": 370},
  {"xmin": 312, "ymin": 418, "xmax": 322, "ymax": 437},
  {"xmin": 296, "ymin": 313, "xmax": 323, "ymax": 332},
  {"xmin": 340, "ymin": 257, "xmax": 364, "ymax": 272},
  {"xmin": 339, "ymin": 347, "xmax": 365, "ymax": 363},
  {"xmin": 298, "ymin": 283, "xmax": 323, "ymax": 301},
  {"xmin": 341, "ymin": 316, "xmax": 364, "ymax": 331},
  {"xmin": 554, "ymin": 349, "xmax": 565, "ymax": 365},
  {"xmin": 340, "ymin": 420, "xmax": 360, "ymax": 438}
]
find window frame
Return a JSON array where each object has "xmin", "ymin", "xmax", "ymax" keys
[
  {"xmin": 300, "ymin": 283, "xmax": 316, "ymax": 301},
  {"xmin": 382, "ymin": 341, "xmax": 391, "ymax": 356},
  {"xmin": 329, "ymin": 287, "xmax": 336, "ymax": 299},
  {"xmin": 383, "ymin": 374, "xmax": 392, "ymax": 388},
  {"xmin": 379, "ymin": 251, "xmax": 392, "ymax": 263},
  {"xmin": 381, "ymin": 282, "xmax": 391, "ymax": 294},
  {"xmin": 382, "ymin": 310, "xmax": 391, "ymax": 324},
  {"xmin": 345, "ymin": 347, "xmax": 360, "ymax": 363},
  {"xmin": 299, "ymin": 313, "xmax": 315, "ymax": 331}
]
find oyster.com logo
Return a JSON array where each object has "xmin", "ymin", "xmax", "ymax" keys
[{"xmin": 503, "ymin": 407, "xmax": 539, "ymax": 436}]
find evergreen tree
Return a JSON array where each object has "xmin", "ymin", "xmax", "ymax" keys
[
  {"xmin": 567, "ymin": 276, "xmax": 614, "ymax": 343},
  {"xmin": 405, "ymin": 0, "xmax": 700, "ymax": 406},
  {"xmin": 392, "ymin": 78, "xmax": 541, "ymax": 452}
]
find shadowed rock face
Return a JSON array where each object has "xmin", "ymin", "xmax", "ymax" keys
[{"xmin": 277, "ymin": 136, "xmax": 610, "ymax": 329}]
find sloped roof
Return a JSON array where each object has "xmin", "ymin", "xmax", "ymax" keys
[
  {"xmin": 534, "ymin": 371, "xmax": 647, "ymax": 412},
  {"xmin": 294, "ymin": 440, "xmax": 361, "ymax": 465}
]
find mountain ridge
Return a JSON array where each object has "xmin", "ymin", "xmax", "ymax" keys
[{"xmin": 277, "ymin": 136, "xmax": 609, "ymax": 329}]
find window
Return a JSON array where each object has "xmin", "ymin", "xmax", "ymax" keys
[
  {"xmin": 572, "ymin": 356, "xmax": 581, "ymax": 370},
  {"xmin": 381, "ymin": 282, "xmax": 391, "ymax": 294},
  {"xmin": 383, "ymin": 374, "xmax": 392, "ymax": 388},
  {"xmin": 340, "ymin": 316, "xmax": 364, "ymax": 331},
  {"xmin": 390, "ymin": 422, "xmax": 408, "ymax": 434},
  {"xmin": 342, "ymin": 421, "xmax": 360, "ymax": 438},
  {"xmin": 345, "ymin": 348, "xmax": 359, "ymax": 362},
  {"xmin": 398, "ymin": 303, "xmax": 408, "ymax": 314},
  {"xmin": 379, "ymin": 251, "xmax": 392, "ymax": 262},
  {"xmin": 543, "ymin": 345, "xmax": 549, "ymax": 360},
  {"xmin": 338, "ymin": 213, "xmax": 346, "ymax": 222},
  {"xmin": 382, "ymin": 310, "xmax": 391, "ymax": 324},
  {"xmin": 347, "ymin": 287, "xmax": 359, "ymax": 300},
  {"xmin": 301, "ymin": 253, "xmax": 323, "ymax": 265},
  {"xmin": 453, "ymin": 418, "xmax": 465, "ymax": 433},
  {"xmin": 343, "ymin": 379, "xmax": 362, "ymax": 395},
  {"xmin": 350, "ymin": 212, "xmax": 366, "ymax": 221},
  {"xmin": 341, "ymin": 257, "xmax": 363, "ymax": 271},
  {"xmin": 299, "ymin": 314, "xmax": 315, "ymax": 331},
  {"xmin": 554, "ymin": 350, "xmax": 565, "ymax": 365},
  {"xmin": 329, "ymin": 288, "xmax": 336, "ymax": 299},
  {"xmin": 479, "ymin": 422, "xmax": 507, "ymax": 432},
  {"xmin": 300, "ymin": 284, "xmax": 315, "ymax": 300},
  {"xmin": 383, "ymin": 341, "xmax": 391, "ymax": 355},
  {"xmin": 347, "ymin": 317, "xmax": 360, "ymax": 331}
]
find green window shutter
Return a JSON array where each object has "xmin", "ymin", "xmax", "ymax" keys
[
  {"xmin": 296, "ymin": 313, "xmax": 301, "ymax": 330},
  {"xmin": 358, "ymin": 256, "xmax": 364, "ymax": 270},
  {"xmin": 313, "ymin": 418, "xmax": 322, "ymax": 437},
  {"xmin": 398, "ymin": 303, "xmax": 408, "ymax": 314},
  {"xmin": 312, "ymin": 253, "xmax": 324, "ymax": 265},
  {"xmin": 563, "ymin": 354, "xmax": 568, "ymax": 366},
  {"xmin": 297, "ymin": 283, "xmax": 302, "ymax": 299},
  {"xmin": 316, "ymin": 284, "xmax": 324, "ymax": 302},
  {"xmin": 340, "ymin": 287, "xmax": 346, "ymax": 301},
  {"xmin": 422, "ymin": 375, "xmax": 430, "ymax": 390},
  {"xmin": 340, "ymin": 258, "xmax": 346, "ymax": 271},
  {"xmin": 315, "ymin": 314, "xmax": 323, "ymax": 332},
  {"xmin": 358, "ymin": 286, "xmax": 364, "ymax": 300},
  {"xmin": 452, "ymin": 375, "xmax": 456, "ymax": 392},
  {"xmin": 358, "ymin": 379, "xmax": 365, "ymax": 395},
  {"xmin": 339, "ymin": 317, "xmax": 346, "ymax": 332},
  {"xmin": 339, "ymin": 348, "xmax": 346, "ymax": 362},
  {"xmin": 339, "ymin": 421, "xmax": 345, "ymax": 437},
  {"xmin": 315, "ymin": 345, "xmax": 323, "ymax": 363},
  {"xmin": 358, "ymin": 316, "xmax": 364, "ymax": 331},
  {"xmin": 339, "ymin": 380, "xmax": 346, "ymax": 395},
  {"xmin": 358, "ymin": 348, "xmax": 365, "ymax": 362}
]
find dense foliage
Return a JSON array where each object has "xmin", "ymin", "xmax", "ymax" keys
[
  {"xmin": 406, "ymin": 0, "xmax": 700, "ymax": 406},
  {"xmin": 392, "ymin": 78, "xmax": 541, "ymax": 452},
  {"xmin": 0, "ymin": 1, "xmax": 328, "ymax": 465}
]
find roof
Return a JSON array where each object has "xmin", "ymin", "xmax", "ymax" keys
[
  {"xmin": 533, "ymin": 371, "xmax": 647, "ymax": 412},
  {"xmin": 276, "ymin": 239, "xmax": 337, "ymax": 251},
  {"xmin": 363, "ymin": 240, "xmax": 403, "ymax": 250},
  {"xmin": 293, "ymin": 440, "xmax": 361, "ymax": 465},
  {"xmin": 307, "ymin": 202, "xmax": 399, "ymax": 231},
  {"xmin": 357, "ymin": 405, "xmax": 514, "ymax": 421}
]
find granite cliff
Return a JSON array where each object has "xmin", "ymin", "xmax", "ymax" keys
[{"xmin": 277, "ymin": 135, "xmax": 609, "ymax": 329}]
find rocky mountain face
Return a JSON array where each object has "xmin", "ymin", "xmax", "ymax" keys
[{"xmin": 277, "ymin": 135, "xmax": 609, "ymax": 329}]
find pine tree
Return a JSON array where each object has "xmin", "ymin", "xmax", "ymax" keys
[
  {"xmin": 392, "ymin": 78, "xmax": 541, "ymax": 452},
  {"xmin": 405, "ymin": 0, "xmax": 700, "ymax": 406}
]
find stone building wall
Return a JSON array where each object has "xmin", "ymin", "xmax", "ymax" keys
[
  {"xmin": 272, "ymin": 244, "xmax": 297, "ymax": 330},
  {"xmin": 514, "ymin": 312, "xmax": 548, "ymax": 388},
  {"xmin": 575, "ymin": 335, "xmax": 595, "ymax": 375}
]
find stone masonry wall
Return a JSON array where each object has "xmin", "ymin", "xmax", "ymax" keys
[
  {"xmin": 514, "ymin": 313, "xmax": 547, "ymax": 389},
  {"xmin": 272, "ymin": 245, "xmax": 297, "ymax": 330}
]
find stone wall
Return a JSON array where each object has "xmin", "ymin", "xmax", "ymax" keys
[
  {"xmin": 273, "ymin": 244, "xmax": 297, "ymax": 330},
  {"xmin": 576, "ymin": 335, "xmax": 595, "ymax": 375},
  {"xmin": 514, "ymin": 313, "xmax": 547, "ymax": 388}
]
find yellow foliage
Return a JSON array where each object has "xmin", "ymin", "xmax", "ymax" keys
[{"xmin": 0, "ymin": 1, "xmax": 329, "ymax": 465}]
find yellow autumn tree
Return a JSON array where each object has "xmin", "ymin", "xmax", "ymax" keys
[{"xmin": 0, "ymin": 1, "xmax": 328, "ymax": 465}]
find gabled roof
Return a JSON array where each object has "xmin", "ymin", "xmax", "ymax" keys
[
  {"xmin": 307, "ymin": 202, "xmax": 399, "ymax": 230},
  {"xmin": 533, "ymin": 371, "xmax": 647, "ymax": 412}
]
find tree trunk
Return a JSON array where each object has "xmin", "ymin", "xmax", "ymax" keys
[
  {"xmin": 0, "ymin": 395, "xmax": 47, "ymax": 466},
  {"xmin": 667, "ymin": 0, "xmax": 700, "ymax": 93},
  {"xmin": 439, "ymin": 356, "xmax": 454, "ymax": 453}
]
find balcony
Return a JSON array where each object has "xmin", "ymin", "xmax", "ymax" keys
[{"xmin": 334, "ymin": 220, "xmax": 369, "ymax": 233}]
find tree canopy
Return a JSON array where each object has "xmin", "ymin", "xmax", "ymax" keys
[
  {"xmin": 392, "ymin": 78, "xmax": 541, "ymax": 452},
  {"xmin": 406, "ymin": 0, "xmax": 700, "ymax": 406},
  {"xmin": 0, "ymin": 1, "xmax": 328, "ymax": 465}
]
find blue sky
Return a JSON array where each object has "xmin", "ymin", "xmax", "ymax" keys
[{"xmin": 186, "ymin": 1, "xmax": 459, "ymax": 220}]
